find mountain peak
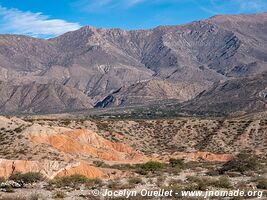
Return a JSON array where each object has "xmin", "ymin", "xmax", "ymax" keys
[{"xmin": 0, "ymin": 13, "xmax": 266, "ymax": 114}]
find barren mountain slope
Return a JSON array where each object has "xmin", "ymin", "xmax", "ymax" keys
[
  {"xmin": 0, "ymin": 13, "xmax": 266, "ymax": 113},
  {"xmin": 182, "ymin": 71, "xmax": 267, "ymax": 114},
  {"xmin": 0, "ymin": 82, "xmax": 94, "ymax": 113},
  {"xmin": 95, "ymin": 80, "xmax": 209, "ymax": 108}
]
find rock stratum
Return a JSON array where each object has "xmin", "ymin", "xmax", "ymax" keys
[
  {"xmin": 0, "ymin": 13, "xmax": 266, "ymax": 114},
  {"xmin": 0, "ymin": 116, "xmax": 148, "ymax": 179}
]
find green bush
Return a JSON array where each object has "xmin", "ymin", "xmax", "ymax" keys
[
  {"xmin": 51, "ymin": 174, "xmax": 90, "ymax": 188},
  {"xmin": 9, "ymin": 172, "xmax": 43, "ymax": 184},
  {"xmin": 139, "ymin": 161, "xmax": 164, "ymax": 172},
  {"xmin": 220, "ymin": 153, "xmax": 259, "ymax": 174},
  {"xmin": 257, "ymin": 179, "xmax": 267, "ymax": 189},
  {"xmin": 213, "ymin": 176, "xmax": 232, "ymax": 188},
  {"xmin": 5, "ymin": 185, "xmax": 14, "ymax": 193},
  {"xmin": 195, "ymin": 178, "xmax": 212, "ymax": 191},
  {"xmin": 186, "ymin": 176, "xmax": 232, "ymax": 191}
]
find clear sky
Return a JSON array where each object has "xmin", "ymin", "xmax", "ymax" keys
[{"xmin": 0, "ymin": 0, "xmax": 266, "ymax": 38}]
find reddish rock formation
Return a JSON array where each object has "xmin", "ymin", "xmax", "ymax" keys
[
  {"xmin": 29, "ymin": 129, "xmax": 147, "ymax": 162},
  {"xmin": 0, "ymin": 159, "xmax": 65, "ymax": 179},
  {"xmin": 55, "ymin": 162, "xmax": 104, "ymax": 178},
  {"xmin": 0, "ymin": 159, "xmax": 105, "ymax": 179}
]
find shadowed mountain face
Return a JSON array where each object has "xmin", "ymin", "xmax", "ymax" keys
[
  {"xmin": 182, "ymin": 72, "xmax": 267, "ymax": 114},
  {"xmin": 0, "ymin": 13, "xmax": 266, "ymax": 114}
]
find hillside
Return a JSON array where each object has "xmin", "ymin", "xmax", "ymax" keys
[
  {"xmin": 0, "ymin": 114, "xmax": 266, "ymax": 199},
  {"xmin": 0, "ymin": 13, "xmax": 266, "ymax": 114},
  {"xmin": 182, "ymin": 72, "xmax": 267, "ymax": 114},
  {"xmin": 0, "ymin": 115, "xmax": 266, "ymax": 175}
]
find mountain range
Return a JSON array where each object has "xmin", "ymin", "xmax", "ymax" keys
[{"xmin": 0, "ymin": 12, "xmax": 266, "ymax": 115}]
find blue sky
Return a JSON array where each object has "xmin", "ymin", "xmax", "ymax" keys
[{"xmin": 0, "ymin": 0, "xmax": 266, "ymax": 38}]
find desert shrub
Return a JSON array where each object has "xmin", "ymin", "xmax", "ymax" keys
[
  {"xmin": 85, "ymin": 178, "xmax": 103, "ymax": 189},
  {"xmin": 184, "ymin": 176, "xmax": 205, "ymax": 191},
  {"xmin": 9, "ymin": 172, "xmax": 43, "ymax": 184},
  {"xmin": 213, "ymin": 176, "xmax": 232, "ymax": 188},
  {"xmin": 257, "ymin": 179, "xmax": 267, "ymax": 189},
  {"xmin": 220, "ymin": 153, "xmax": 259, "ymax": 174},
  {"xmin": 169, "ymin": 158, "xmax": 185, "ymax": 169},
  {"xmin": 53, "ymin": 190, "xmax": 66, "ymax": 198},
  {"xmin": 195, "ymin": 178, "xmax": 212, "ymax": 191},
  {"xmin": 183, "ymin": 183, "xmax": 199, "ymax": 191},
  {"xmin": 139, "ymin": 161, "xmax": 164, "ymax": 172},
  {"xmin": 51, "ymin": 174, "xmax": 89, "ymax": 188},
  {"xmin": 128, "ymin": 177, "xmax": 143, "ymax": 185},
  {"xmin": 93, "ymin": 160, "xmax": 106, "ymax": 167},
  {"xmin": 5, "ymin": 185, "xmax": 14, "ymax": 193},
  {"xmin": 186, "ymin": 176, "xmax": 231, "ymax": 190},
  {"xmin": 206, "ymin": 169, "xmax": 220, "ymax": 176}
]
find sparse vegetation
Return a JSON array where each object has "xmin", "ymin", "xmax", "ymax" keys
[
  {"xmin": 220, "ymin": 153, "xmax": 259, "ymax": 174},
  {"xmin": 49, "ymin": 174, "xmax": 92, "ymax": 189},
  {"xmin": 169, "ymin": 158, "xmax": 185, "ymax": 169},
  {"xmin": 0, "ymin": 116, "xmax": 266, "ymax": 199},
  {"xmin": 53, "ymin": 190, "xmax": 66, "ymax": 198},
  {"xmin": 257, "ymin": 179, "xmax": 267, "ymax": 189},
  {"xmin": 213, "ymin": 176, "xmax": 232, "ymax": 188},
  {"xmin": 139, "ymin": 161, "xmax": 164, "ymax": 173},
  {"xmin": 9, "ymin": 172, "xmax": 44, "ymax": 184},
  {"xmin": 85, "ymin": 178, "xmax": 103, "ymax": 189},
  {"xmin": 128, "ymin": 177, "xmax": 143, "ymax": 185},
  {"xmin": 5, "ymin": 185, "xmax": 14, "ymax": 193}
]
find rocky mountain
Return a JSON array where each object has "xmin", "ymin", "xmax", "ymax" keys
[
  {"xmin": 0, "ymin": 12, "xmax": 266, "ymax": 114},
  {"xmin": 94, "ymin": 80, "xmax": 209, "ymax": 108},
  {"xmin": 182, "ymin": 71, "xmax": 267, "ymax": 114},
  {"xmin": 0, "ymin": 81, "xmax": 93, "ymax": 114}
]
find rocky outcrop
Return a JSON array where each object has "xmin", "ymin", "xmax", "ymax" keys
[
  {"xmin": 0, "ymin": 82, "xmax": 94, "ymax": 114},
  {"xmin": 28, "ymin": 129, "xmax": 147, "ymax": 162},
  {"xmin": 95, "ymin": 80, "xmax": 209, "ymax": 107},
  {"xmin": 55, "ymin": 162, "xmax": 104, "ymax": 178},
  {"xmin": 0, "ymin": 159, "xmax": 64, "ymax": 179},
  {"xmin": 182, "ymin": 72, "xmax": 267, "ymax": 114},
  {"xmin": 0, "ymin": 159, "xmax": 104, "ymax": 179}
]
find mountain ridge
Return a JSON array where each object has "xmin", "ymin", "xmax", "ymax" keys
[{"xmin": 0, "ymin": 12, "xmax": 266, "ymax": 114}]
